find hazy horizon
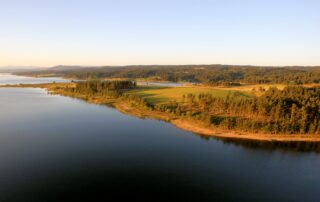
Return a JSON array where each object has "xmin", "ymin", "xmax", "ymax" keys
[
  {"xmin": 0, "ymin": 64, "xmax": 320, "ymax": 70},
  {"xmin": 1, "ymin": 0, "xmax": 319, "ymax": 66},
  {"xmin": 1, "ymin": 63, "xmax": 320, "ymax": 70}
]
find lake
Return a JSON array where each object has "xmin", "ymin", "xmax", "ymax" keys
[
  {"xmin": 137, "ymin": 81, "xmax": 184, "ymax": 87},
  {"xmin": 0, "ymin": 73, "xmax": 69, "ymax": 85},
  {"xmin": 0, "ymin": 74, "xmax": 320, "ymax": 201}
]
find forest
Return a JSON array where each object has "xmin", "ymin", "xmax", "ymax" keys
[
  {"xmin": 65, "ymin": 80, "xmax": 136, "ymax": 98},
  {"xmin": 16, "ymin": 65, "xmax": 320, "ymax": 85}
]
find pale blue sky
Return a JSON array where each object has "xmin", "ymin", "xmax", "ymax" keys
[{"xmin": 0, "ymin": 0, "xmax": 319, "ymax": 66}]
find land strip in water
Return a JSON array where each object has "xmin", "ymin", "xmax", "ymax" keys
[{"xmin": 2, "ymin": 82, "xmax": 320, "ymax": 142}]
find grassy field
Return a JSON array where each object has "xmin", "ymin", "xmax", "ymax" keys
[
  {"xmin": 125, "ymin": 86, "xmax": 251, "ymax": 105},
  {"xmin": 215, "ymin": 84, "xmax": 289, "ymax": 96},
  {"xmin": 124, "ymin": 83, "xmax": 316, "ymax": 105}
]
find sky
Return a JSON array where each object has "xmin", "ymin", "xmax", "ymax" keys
[{"xmin": 0, "ymin": 0, "xmax": 319, "ymax": 67}]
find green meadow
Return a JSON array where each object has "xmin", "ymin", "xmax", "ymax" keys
[{"xmin": 125, "ymin": 86, "xmax": 251, "ymax": 105}]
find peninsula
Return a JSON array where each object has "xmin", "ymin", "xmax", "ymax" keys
[{"xmin": 5, "ymin": 76, "xmax": 320, "ymax": 142}]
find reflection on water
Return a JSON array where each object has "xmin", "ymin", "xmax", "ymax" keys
[
  {"xmin": 1, "ymin": 75, "xmax": 320, "ymax": 201},
  {"xmin": 219, "ymin": 137, "xmax": 320, "ymax": 153},
  {"xmin": 193, "ymin": 134, "xmax": 320, "ymax": 153}
]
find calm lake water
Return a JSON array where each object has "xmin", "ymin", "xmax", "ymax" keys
[
  {"xmin": 137, "ymin": 81, "xmax": 183, "ymax": 87},
  {"xmin": 1, "ymin": 74, "xmax": 320, "ymax": 201},
  {"xmin": 0, "ymin": 73, "xmax": 69, "ymax": 85}
]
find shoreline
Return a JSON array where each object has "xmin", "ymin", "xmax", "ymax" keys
[
  {"xmin": 113, "ymin": 101, "xmax": 320, "ymax": 142},
  {"xmin": 2, "ymin": 83, "xmax": 320, "ymax": 142}
]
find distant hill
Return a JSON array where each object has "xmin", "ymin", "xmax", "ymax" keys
[
  {"xmin": 0, "ymin": 66, "xmax": 49, "ymax": 73},
  {"xmin": 9, "ymin": 64, "xmax": 320, "ymax": 73},
  {"xmin": 49, "ymin": 65, "xmax": 100, "ymax": 71},
  {"xmin": 0, "ymin": 65, "xmax": 100, "ymax": 73},
  {"xmin": 13, "ymin": 64, "xmax": 320, "ymax": 85}
]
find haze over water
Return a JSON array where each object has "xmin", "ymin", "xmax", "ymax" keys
[{"xmin": 0, "ymin": 74, "xmax": 320, "ymax": 201}]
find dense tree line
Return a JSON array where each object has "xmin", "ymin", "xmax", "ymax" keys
[
  {"xmin": 155, "ymin": 86, "xmax": 320, "ymax": 134},
  {"xmin": 17, "ymin": 65, "xmax": 320, "ymax": 85},
  {"xmin": 66, "ymin": 80, "xmax": 136, "ymax": 98}
]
